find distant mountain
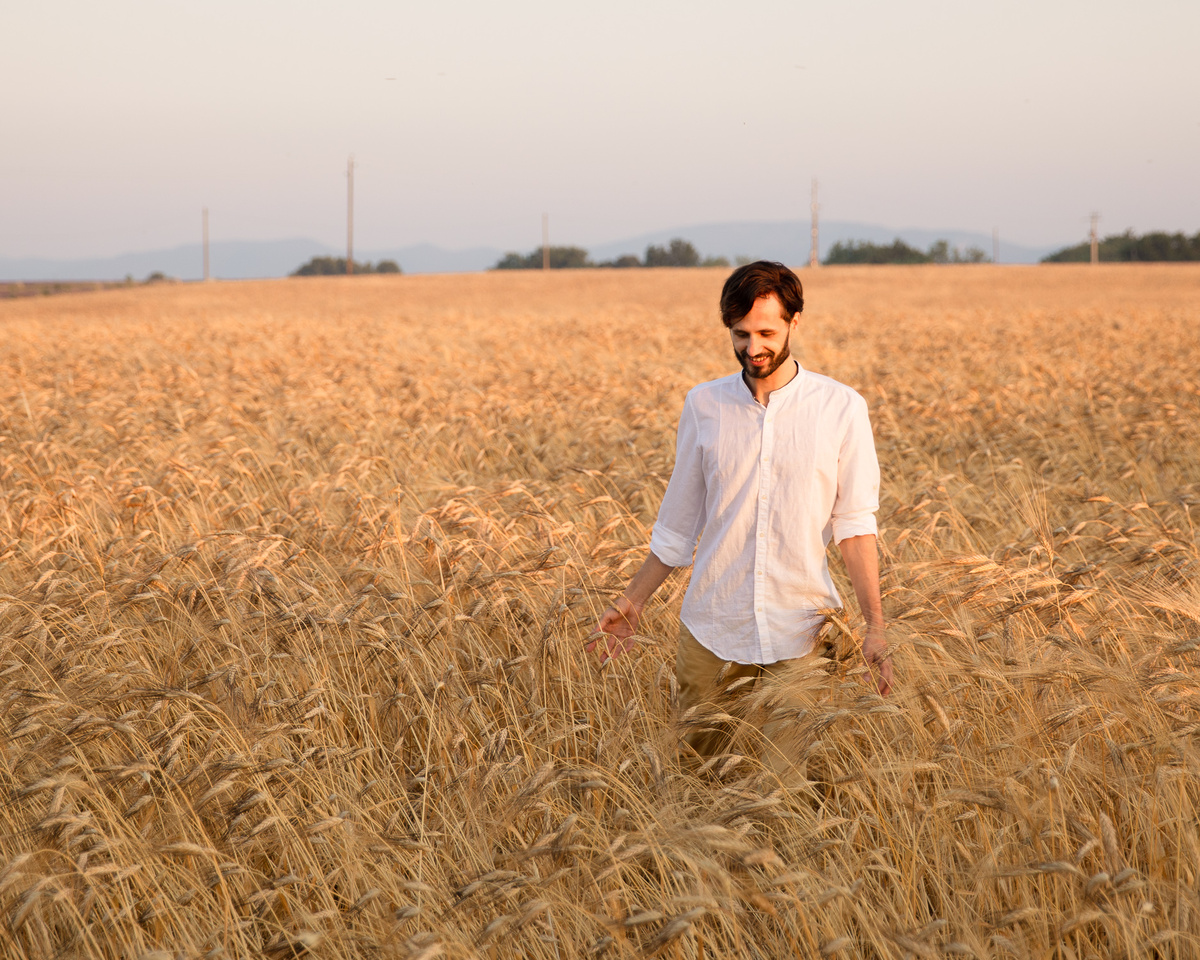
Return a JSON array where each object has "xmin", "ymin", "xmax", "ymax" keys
[
  {"xmin": 0, "ymin": 240, "xmax": 507, "ymax": 282},
  {"xmin": 360, "ymin": 244, "xmax": 505, "ymax": 274},
  {"xmin": 0, "ymin": 239, "xmax": 331, "ymax": 283},
  {"xmin": 0, "ymin": 221, "xmax": 1065, "ymax": 281}
]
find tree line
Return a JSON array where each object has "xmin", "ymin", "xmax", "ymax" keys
[
  {"xmin": 1041, "ymin": 230, "xmax": 1200, "ymax": 263},
  {"xmin": 291, "ymin": 256, "xmax": 402, "ymax": 276},
  {"xmin": 824, "ymin": 238, "xmax": 989, "ymax": 265},
  {"xmin": 493, "ymin": 238, "xmax": 732, "ymax": 270}
]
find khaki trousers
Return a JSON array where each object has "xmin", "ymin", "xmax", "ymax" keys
[{"xmin": 675, "ymin": 622, "xmax": 829, "ymax": 758}]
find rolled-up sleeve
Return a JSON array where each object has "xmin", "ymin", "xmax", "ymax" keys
[
  {"xmin": 648, "ymin": 395, "xmax": 707, "ymax": 567},
  {"xmin": 830, "ymin": 395, "xmax": 880, "ymax": 543}
]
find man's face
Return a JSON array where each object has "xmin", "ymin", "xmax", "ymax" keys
[{"xmin": 729, "ymin": 294, "xmax": 799, "ymax": 380}]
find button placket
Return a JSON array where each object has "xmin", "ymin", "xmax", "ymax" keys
[{"xmin": 753, "ymin": 410, "xmax": 774, "ymax": 649}]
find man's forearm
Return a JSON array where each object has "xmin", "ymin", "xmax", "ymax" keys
[
  {"xmin": 838, "ymin": 534, "xmax": 884, "ymax": 632},
  {"xmin": 622, "ymin": 551, "xmax": 676, "ymax": 610},
  {"xmin": 838, "ymin": 533, "xmax": 892, "ymax": 695},
  {"xmin": 588, "ymin": 551, "xmax": 678, "ymax": 661}
]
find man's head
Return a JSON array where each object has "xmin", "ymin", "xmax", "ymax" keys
[
  {"xmin": 719, "ymin": 260, "xmax": 804, "ymax": 329},
  {"xmin": 720, "ymin": 261, "xmax": 804, "ymax": 382}
]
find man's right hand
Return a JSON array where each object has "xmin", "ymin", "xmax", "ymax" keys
[
  {"xmin": 586, "ymin": 596, "xmax": 642, "ymax": 663},
  {"xmin": 862, "ymin": 628, "xmax": 893, "ymax": 696}
]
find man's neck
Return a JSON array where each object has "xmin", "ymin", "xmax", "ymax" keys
[{"xmin": 743, "ymin": 359, "xmax": 798, "ymax": 406}]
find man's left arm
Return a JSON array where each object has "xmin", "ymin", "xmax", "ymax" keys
[
  {"xmin": 838, "ymin": 534, "xmax": 892, "ymax": 696},
  {"xmin": 830, "ymin": 393, "xmax": 891, "ymax": 696}
]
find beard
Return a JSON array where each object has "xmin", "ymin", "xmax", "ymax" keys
[{"xmin": 735, "ymin": 331, "xmax": 792, "ymax": 380}]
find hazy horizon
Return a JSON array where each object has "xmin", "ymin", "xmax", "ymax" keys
[{"xmin": 3, "ymin": 0, "xmax": 1197, "ymax": 261}]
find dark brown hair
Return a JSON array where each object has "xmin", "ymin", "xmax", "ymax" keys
[{"xmin": 718, "ymin": 260, "xmax": 804, "ymax": 327}]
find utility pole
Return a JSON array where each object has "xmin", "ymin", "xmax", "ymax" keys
[
  {"xmin": 992, "ymin": 227, "xmax": 999, "ymax": 265},
  {"xmin": 202, "ymin": 206, "xmax": 210, "ymax": 281},
  {"xmin": 1089, "ymin": 212, "xmax": 1099, "ymax": 265},
  {"xmin": 347, "ymin": 156, "xmax": 355, "ymax": 274},
  {"xmin": 809, "ymin": 179, "xmax": 820, "ymax": 268},
  {"xmin": 542, "ymin": 213, "xmax": 550, "ymax": 270}
]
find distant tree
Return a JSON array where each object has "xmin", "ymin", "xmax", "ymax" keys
[
  {"xmin": 928, "ymin": 240, "xmax": 989, "ymax": 264},
  {"xmin": 645, "ymin": 238, "xmax": 700, "ymax": 267},
  {"xmin": 291, "ymin": 256, "xmax": 403, "ymax": 276},
  {"xmin": 597, "ymin": 254, "xmax": 642, "ymax": 268},
  {"xmin": 293, "ymin": 256, "xmax": 354, "ymax": 275},
  {"xmin": 1042, "ymin": 230, "xmax": 1200, "ymax": 262},
  {"xmin": 492, "ymin": 246, "xmax": 593, "ymax": 269},
  {"xmin": 1125, "ymin": 232, "xmax": 1200, "ymax": 260},
  {"xmin": 143, "ymin": 271, "xmax": 176, "ymax": 283},
  {"xmin": 701, "ymin": 255, "xmax": 731, "ymax": 267},
  {"xmin": 825, "ymin": 239, "xmax": 931, "ymax": 265},
  {"xmin": 927, "ymin": 240, "xmax": 951, "ymax": 264},
  {"xmin": 493, "ymin": 252, "xmax": 535, "ymax": 270},
  {"xmin": 548, "ymin": 246, "xmax": 591, "ymax": 269}
]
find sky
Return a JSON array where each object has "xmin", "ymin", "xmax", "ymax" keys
[{"xmin": 3, "ymin": 0, "xmax": 1197, "ymax": 259}]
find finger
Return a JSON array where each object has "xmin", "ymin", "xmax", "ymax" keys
[
  {"xmin": 876, "ymin": 663, "xmax": 893, "ymax": 695},
  {"xmin": 585, "ymin": 630, "xmax": 609, "ymax": 651},
  {"xmin": 598, "ymin": 634, "xmax": 636, "ymax": 665},
  {"xmin": 863, "ymin": 660, "xmax": 888, "ymax": 695}
]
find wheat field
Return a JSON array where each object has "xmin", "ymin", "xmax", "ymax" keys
[{"xmin": 0, "ymin": 264, "xmax": 1198, "ymax": 959}]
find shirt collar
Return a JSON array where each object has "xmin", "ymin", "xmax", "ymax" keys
[{"xmin": 735, "ymin": 359, "xmax": 805, "ymax": 404}]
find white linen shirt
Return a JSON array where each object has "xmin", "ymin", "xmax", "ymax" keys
[{"xmin": 648, "ymin": 362, "xmax": 880, "ymax": 664}]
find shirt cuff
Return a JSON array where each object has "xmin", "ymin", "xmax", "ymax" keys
[
  {"xmin": 831, "ymin": 511, "xmax": 878, "ymax": 544},
  {"xmin": 649, "ymin": 524, "xmax": 697, "ymax": 568}
]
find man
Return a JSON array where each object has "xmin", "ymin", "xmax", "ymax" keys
[{"xmin": 587, "ymin": 260, "xmax": 892, "ymax": 755}]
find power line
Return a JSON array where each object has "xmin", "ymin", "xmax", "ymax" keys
[
  {"xmin": 809, "ymin": 179, "xmax": 820, "ymax": 268},
  {"xmin": 202, "ymin": 206, "xmax": 210, "ymax": 281},
  {"xmin": 347, "ymin": 156, "xmax": 355, "ymax": 274}
]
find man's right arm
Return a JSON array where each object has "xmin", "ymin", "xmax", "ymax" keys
[
  {"xmin": 587, "ymin": 392, "xmax": 704, "ymax": 663},
  {"xmin": 586, "ymin": 551, "xmax": 676, "ymax": 663}
]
